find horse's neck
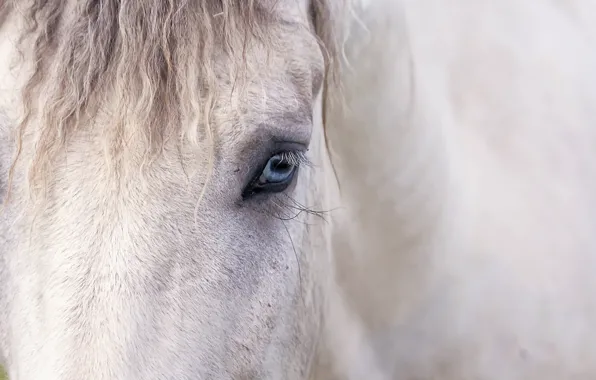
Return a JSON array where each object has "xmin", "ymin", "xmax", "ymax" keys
[
  {"xmin": 316, "ymin": 3, "xmax": 454, "ymax": 378},
  {"xmin": 324, "ymin": 0, "xmax": 596, "ymax": 376},
  {"xmin": 326, "ymin": 1, "xmax": 457, "ymax": 332}
]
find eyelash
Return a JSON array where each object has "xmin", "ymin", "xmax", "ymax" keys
[{"xmin": 277, "ymin": 150, "xmax": 312, "ymax": 169}]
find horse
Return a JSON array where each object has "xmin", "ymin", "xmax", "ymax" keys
[{"xmin": 2, "ymin": 0, "xmax": 596, "ymax": 379}]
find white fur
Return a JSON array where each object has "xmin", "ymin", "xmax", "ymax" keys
[
  {"xmin": 325, "ymin": 0, "xmax": 596, "ymax": 378},
  {"xmin": 2, "ymin": 0, "xmax": 596, "ymax": 379}
]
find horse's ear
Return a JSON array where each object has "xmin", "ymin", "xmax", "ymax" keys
[
  {"xmin": 309, "ymin": 0, "xmax": 342, "ymax": 77},
  {"xmin": 308, "ymin": 0, "xmax": 344, "ymax": 189}
]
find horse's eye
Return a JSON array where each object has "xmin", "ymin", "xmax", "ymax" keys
[
  {"xmin": 242, "ymin": 151, "xmax": 304, "ymax": 198},
  {"xmin": 260, "ymin": 154, "xmax": 296, "ymax": 183}
]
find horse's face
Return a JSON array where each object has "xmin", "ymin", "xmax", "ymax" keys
[{"xmin": 0, "ymin": 1, "xmax": 334, "ymax": 379}]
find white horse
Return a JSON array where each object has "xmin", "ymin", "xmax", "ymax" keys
[{"xmin": 2, "ymin": 0, "xmax": 596, "ymax": 379}]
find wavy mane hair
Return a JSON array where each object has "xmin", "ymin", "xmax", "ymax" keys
[{"xmin": 0, "ymin": 0, "xmax": 342, "ymax": 200}]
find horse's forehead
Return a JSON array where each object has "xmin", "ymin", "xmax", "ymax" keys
[
  {"xmin": 264, "ymin": 0, "xmax": 311, "ymax": 16},
  {"xmin": 215, "ymin": 17, "xmax": 324, "ymax": 140}
]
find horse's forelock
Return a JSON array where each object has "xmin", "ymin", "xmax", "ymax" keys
[{"xmin": 0, "ymin": 0, "xmax": 343, "ymax": 202}]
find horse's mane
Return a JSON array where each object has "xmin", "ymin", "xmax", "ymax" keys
[{"xmin": 0, "ymin": 0, "xmax": 342, "ymax": 199}]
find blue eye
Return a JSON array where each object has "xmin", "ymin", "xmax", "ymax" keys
[
  {"xmin": 258, "ymin": 154, "xmax": 297, "ymax": 185},
  {"xmin": 242, "ymin": 151, "xmax": 305, "ymax": 198}
]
